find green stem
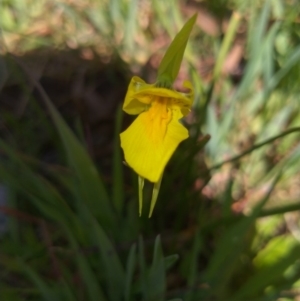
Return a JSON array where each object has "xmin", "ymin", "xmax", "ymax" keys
[
  {"xmin": 202, "ymin": 201, "xmax": 300, "ymax": 233},
  {"xmin": 209, "ymin": 127, "xmax": 300, "ymax": 171},
  {"xmin": 260, "ymin": 202, "xmax": 300, "ymax": 217}
]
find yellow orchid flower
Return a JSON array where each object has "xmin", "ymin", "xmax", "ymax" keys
[
  {"xmin": 120, "ymin": 76, "xmax": 193, "ymax": 183},
  {"xmin": 120, "ymin": 76, "xmax": 194, "ymax": 214},
  {"xmin": 120, "ymin": 14, "xmax": 197, "ymax": 217}
]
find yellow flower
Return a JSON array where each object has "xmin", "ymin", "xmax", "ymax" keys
[{"xmin": 120, "ymin": 76, "xmax": 194, "ymax": 183}]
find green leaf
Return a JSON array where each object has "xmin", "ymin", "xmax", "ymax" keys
[
  {"xmin": 138, "ymin": 236, "xmax": 147, "ymax": 297},
  {"xmin": 18, "ymin": 259, "xmax": 57, "ymax": 301},
  {"xmin": 124, "ymin": 244, "xmax": 137, "ymax": 301},
  {"xmin": 0, "ymin": 139, "xmax": 75, "ymax": 230},
  {"xmin": 109, "ymin": 0, "xmax": 122, "ymax": 26},
  {"xmin": 112, "ymin": 105, "xmax": 124, "ymax": 214},
  {"xmin": 266, "ymin": 43, "xmax": 300, "ymax": 93},
  {"xmin": 185, "ymin": 232, "xmax": 202, "ymax": 301},
  {"xmin": 253, "ymin": 236, "xmax": 299, "ymax": 268},
  {"xmin": 124, "ymin": 0, "xmax": 138, "ymax": 51},
  {"xmin": 89, "ymin": 216, "xmax": 125, "ymax": 301},
  {"xmin": 67, "ymin": 234, "xmax": 108, "ymax": 301},
  {"xmin": 164, "ymin": 254, "xmax": 179, "ymax": 270},
  {"xmin": 45, "ymin": 98, "xmax": 115, "ymax": 228},
  {"xmin": 0, "ymin": 55, "xmax": 8, "ymax": 90},
  {"xmin": 204, "ymin": 174, "xmax": 281, "ymax": 296},
  {"xmin": 234, "ymin": 1, "xmax": 271, "ymax": 100},
  {"xmin": 147, "ymin": 235, "xmax": 166, "ymax": 301},
  {"xmin": 232, "ymin": 236, "xmax": 300, "ymax": 300},
  {"xmin": 213, "ymin": 12, "xmax": 241, "ymax": 80},
  {"xmin": 17, "ymin": 65, "xmax": 116, "ymax": 231},
  {"xmin": 157, "ymin": 14, "xmax": 197, "ymax": 85}
]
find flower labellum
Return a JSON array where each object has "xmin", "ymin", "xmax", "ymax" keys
[{"xmin": 120, "ymin": 14, "xmax": 197, "ymax": 217}]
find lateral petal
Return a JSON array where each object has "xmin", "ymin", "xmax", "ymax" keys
[
  {"xmin": 123, "ymin": 76, "xmax": 153, "ymax": 115},
  {"xmin": 122, "ymin": 76, "xmax": 194, "ymax": 116}
]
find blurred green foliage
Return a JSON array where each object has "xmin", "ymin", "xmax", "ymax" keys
[{"xmin": 1, "ymin": 0, "xmax": 300, "ymax": 300}]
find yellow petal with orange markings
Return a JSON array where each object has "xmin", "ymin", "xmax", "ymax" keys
[{"xmin": 120, "ymin": 99, "xmax": 188, "ymax": 182}]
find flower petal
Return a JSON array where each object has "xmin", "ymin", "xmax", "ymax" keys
[
  {"xmin": 123, "ymin": 76, "xmax": 194, "ymax": 116},
  {"xmin": 135, "ymin": 85, "xmax": 193, "ymax": 114},
  {"xmin": 123, "ymin": 76, "xmax": 153, "ymax": 115},
  {"xmin": 120, "ymin": 103, "xmax": 188, "ymax": 182}
]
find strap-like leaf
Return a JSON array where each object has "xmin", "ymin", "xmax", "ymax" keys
[{"xmin": 157, "ymin": 14, "xmax": 197, "ymax": 85}]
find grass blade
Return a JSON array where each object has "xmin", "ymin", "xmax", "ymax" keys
[
  {"xmin": 112, "ymin": 105, "xmax": 124, "ymax": 214},
  {"xmin": 147, "ymin": 235, "xmax": 165, "ymax": 301},
  {"xmin": 124, "ymin": 243, "xmax": 137, "ymax": 301},
  {"xmin": 14, "ymin": 59, "xmax": 116, "ymax": 231}
]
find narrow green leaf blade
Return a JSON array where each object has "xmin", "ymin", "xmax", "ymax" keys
[
  {"xmin": 124, "ymin": 244, "xmax": 137, "ymax": 301},
  {"xmin": 138, "ymin": 236, "xmax": 147, "ymax": 298},
  {"xmin": 18, "ymin": 260, "xmax": 57, "ymax": 301},
  {"xmin": 157, "ymin": 14, "xmax": 197, "ymax": 85},
  {"xmin": 64, "ymin": 230, "xmax": 108, "ymax": 301},
  {"xmin": 147, "ymin": 235, "xmax": 166, "ymax": 301},
  {"xmin": 204, "ymin": 174, "xmax": 281, "ymax": 294},
  {"xmin": 213, "ymin": 12, "xmax": 241, "ymax": 79},
  {"xmin": 124, "ymin": 0, "xmax": 138, "ymax": 51},
  {"xmin": 89, "ymin": 216, "xmax": 126, "ymax": 301},
  {"xmin": 232, "ymin": 237, "xmax": 300, "ymax": 299},
  {"xmin": 164, "ymin": 254, "xmax": 179, "ymax": 270},
  {"xmin": 112, "ymin": 105, "xmax": 124, "ymax": 214},
  {"xmin": 17, "ymin": 67, "xmax": 116, "ymax": 230},
  {"xmin": 185, "ymin": 232, "xmax": 202, "ymax": 301},
  {"xmin": 0, "ymin": 139, "xmax": 75, "ymax": 228}
]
